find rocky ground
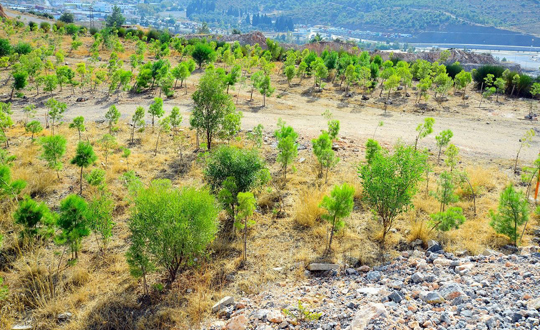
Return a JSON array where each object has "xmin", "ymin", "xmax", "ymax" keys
[{"xmin": 207, "ymin": 241, "xmax": 540, "ymax": 330}]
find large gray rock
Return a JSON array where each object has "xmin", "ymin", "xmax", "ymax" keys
[
  {"xmin": 213, "ymin": 296, "xmax": 234, "ymax": 313},
  {"xmin": 308, "ymin": 263, "xmax": 339, "ymax": 271}
]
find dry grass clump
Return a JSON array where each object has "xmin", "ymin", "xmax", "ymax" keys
[{"xmin": 294, "ymin": 187, "xmax": 326, "ymax": 227}]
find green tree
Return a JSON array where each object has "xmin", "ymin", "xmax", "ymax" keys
[
  {"xmin": 105, "ymin": 5, "xmax": 126, "ymax": 28},
  {"xmin": 320, "ymin": 183, "xmax": 355, "ymax": 252},
  {"xmin": 69, "ymin": 116, "xmax": 85, "ymax": 141},
  {"xmin": 359, "ymin": 144, "xmax": 427, "ymax": 251},
  {"xmin": 192, "ymin": 43, "xmax": 215, "ymax": 69},
  {"xmin": 44, "ymin": 98, "xmax": 67, "ymax": 135},
  {"xmin": 169, "ymin": 106, "xmax": 182, "ymax": 136},
  {"xmin": 55, "ymin": 194, "xmax": 90, "ymax": 259},
  {"xmin": 432, "ymin": 171, "xmax": 459, "ymax": 212},
  {"xmin": 71, "ymin": 141, "xmax": 98, "ymax": 195},
  {"xmin": 40, "ymin": 135, "xmax": 67, "ymax": 179},
  {"xmin": 13, "ymin": 196, "xmax": 55, "ymax": 238},
  {"xmin": 59, "ymin": 12, "xmax": 75, "ymax": 23},
  {"xmin": 22, "ymin": 104, "xmax": 36, "ymax": 124},
  {"xmin": 257, "ymin": 74, "xmax": 274, "ymax": 107},
  {"xmin": 435, "ymin": 129, "xmax": 453, "ymax": 164},
  {"xmin": 285, "ymin": 65, "xmax": 296, "ymax": 87},
  {"xmin": 204, "ymin": 145, "xmax": 269, "ymax": 233},
  {"xmin": 190, "ymin": 68, "xmax": 236, "ymax": 150},
  {"xmin": 224, "ymin": 64, "xmax": 241, "ymax": 94},
  {"xmin": 105, "ymin": 105, "xmax": 121, "ymax": 134},
  {"xmin": 25, "ymin": 120, "xmax": 43, "ymax": 141},
  {"xmin": 275, "ymin": 120, "xmax": 298, "ymax": 182},
  {"xmin": 87, "ymin": 186, "xmax": 115, "ymax": 253},
  {"xmin": 414, "ymin": 117, "xmax": 435, "ymax": 150},
  {"xmin": 126, "ymin": 180, "xmax": 220, "ymax": 285},
  {"xmin": 235, "ymin": 191, "xmax": 256, "ymax": 264},
  {"xmin": 383, "ymin": 74, "xmax": 401, "ymax": 112},
  {"xmin": 490, "ymin": 184, "xmax": 529, "ymax": 246},
  {"xmin": 131, "ymin": 106, "xmax": 145, "ymax": 143},
  {"xmin": 445, "ymin": 143, "xmax": 459, "ymax": 172},
  {"xmin": 85, "ymin": 168, "xmax": 106, "ymax": 187},
  {"xmin": 148, "ymin": 97, "xmax": 164, "ymax": 129},
  {"xmin": 312, "ymin": 132, "xmax": 339, "ymax": 183},
  {"xmin": 454, "ymin": 70, "xmax": 472, "ymax": 104},
  {"xmin": 11, "ymin": 70, "xmax": 28, "ymax": 100}
]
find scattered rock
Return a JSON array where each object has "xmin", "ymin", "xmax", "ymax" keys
[
  {"xmin": 420, "ymin": 291, "xmax": 445, "ymax": 304},
  {"xmin": 308, "ymin": 263, "xmax": 339, "ymax": 271},
  {"xmin": 366, "ymin": 271, "xmax": 382, "ymax": 282},
  {"xmin": 226, "ymin": 314, "xmax": 248, "ymax": 330},
  {"xmin": 350, "ymin": 303, "xmax": 386, "ymax": 330},
  {"xmin": 213, "ymin": 296, "xmax": 234, "ymax": 313},
  {"xmin": 266, "ymin": 310, "xmax": 283, "ymax": 323}
]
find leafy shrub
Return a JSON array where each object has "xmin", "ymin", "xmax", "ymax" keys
[
  {"xmin": 445, "ymin": 62, "xmax": 463, "ymax": 79},
  {"xmin": 39, "ymin": 22, "xmax": 51, "ymax": 32},
  {"xmin": 145, "ymin": 29, "xmax": 160, "ymax": 41},
  {"xmin": 28, "ymin": 21, "xmax": 37, "ymax": 30},
  {"xmin": 117, "ymin": 27, "xmax": 127, "ymax": 38},
  {"xmin": 0, "ymin": 38, "xmax": 12, "ymax": 57},
  {"xmin": 65, "ymin": 23, "xmax": 80, "ymax": 35},
  {"xmin": 472, "ymin": 65, "xmax": 505, "ymax": 89},
  {"xmin": 13, "ymin": 42, "xmax": 33, "ymax": 55},
  {"xmin": 89, "ymin": 27, "xmax": 99, "ymax": 35}
]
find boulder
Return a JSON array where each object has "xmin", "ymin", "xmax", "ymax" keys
[
  {"xmin": 266, "ymin": 310, "xmax": 283, "ymax": 323},
  {"xmin": 438, "ymin": 282, "xmax": 465, "ymax": 300}
]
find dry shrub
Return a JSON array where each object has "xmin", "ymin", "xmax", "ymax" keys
[
  {"xmin": 457, "ymin": 165, "xmax": 499, "ymax": 198},
  {"xmin": 136, "ymin": 308, "xmax": 181, "ymax": 330},
  {"xmin": 294, "ymin": 187, "xmax": 326, "ymax": 227},
  {"xmin": 82, "ymin": 292, "xmax": 141, "ymax": 330},
  {"xmin": 407, "ymin": 214, "xmax": 432, "ymax": 244},
  {"xmin": 444, "ymin": 217, "xmax": 505, "ymax": 255},
  {"xmin": 15, "ymin": 258, "xmax": 59, "ymax": 309},
  {"xmin": 14, "ymin": 166, "xmax": 57, "ymax": 197}
]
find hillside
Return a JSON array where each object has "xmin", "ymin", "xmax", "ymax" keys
[
  {"xmin": 2, "ymin": 19, "xmax": 540, "ymax": 330},
  {"xmin": 185, "ymin": 0, "xmax": 540, "ymax": 39}
]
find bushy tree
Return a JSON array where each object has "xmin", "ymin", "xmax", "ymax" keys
[
  {"xmin": 365, "ymin": 139, "xmax": 382, "ymax": 164},
  {"xmin": 98, "ymin": 134, "xmax": 117, "ymax": 165},
  {"xmin": 257, "ymin": 74, "xmax": 275, "ymax": 107},
  {"xmin": 126, "ymin": 180, "xmax": 220, "ymax": 286},
  {"xmin": 71, "ymin": 141, "xmax": 98, "ymax": 195},
  {"xmin": 285, "ymin": 65, "xmax": 296, "ymax": 87},
  {"xmin": 55, "ymin": 194, "xmax": 90, "ymax": 259},
  {"xmin": 204, "ymin": 145, "xmax": 269, "ymax": 233},
  {"xmin": 105, "ymin": 5, "xmax": 125, "ymax": 28},
  {"xmin": 490, "ymin": 184, "xmax": 529, "ymax": 246},
  {"xmin": 192, "ymin": 43, "xmax": 215, "ymax": 69},
  {"xmin": 11, "ymin": 70, "xmax": 28, "ymax": 99},
  {"xmin": 312, "ymin": 132, "xmax": 339, "ymax": 183},
  {"xmin": 105, "ymin": 105, "xmax": 121, "ymax": 134},
  {"xmin": 40, "ymin": 135, "xmax": 67, "ymax": 179},
  {"xmin": 13, "ymin": 196, "xmax": 55, "ymax": 238},
  {"xmin": 359, "ymin": 144, "xmax": 427, "ymax": 251},
  {"xmin": 148, "ymin": 97, "xmax": 164, "ymax": 129},
  {"xmin": 320, "ymin": 183, "xmax": 355, "ymax": 252},
  {"xmin": 190, "ymin": 68, "xmax": 236, "ymax": 149}
]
